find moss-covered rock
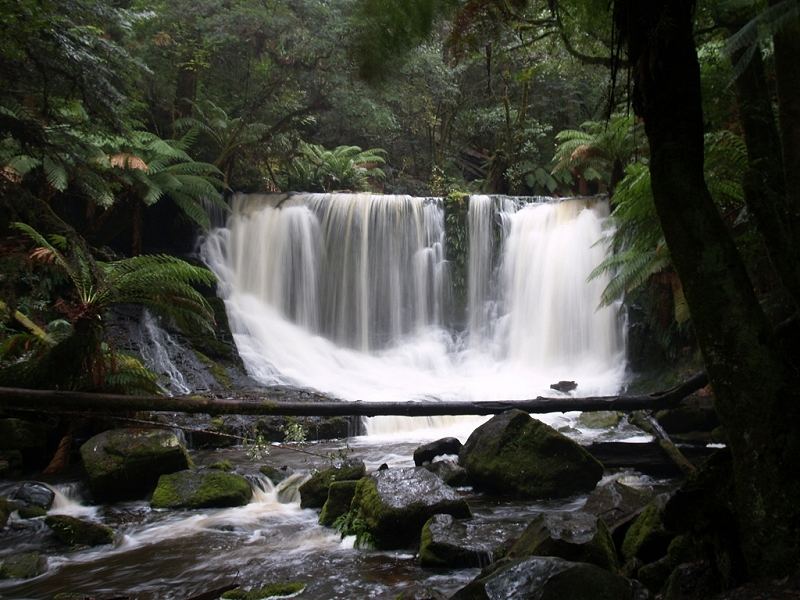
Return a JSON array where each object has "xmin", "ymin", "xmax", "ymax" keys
[
  {"xmin": 451, "ymin": 556, "xmax": 640, "ymax": 600},
  {"xmin": 621, "ymin": 500, "xmax": 673, "ymax": 562},
  {"xmin": 505, "ymin": 511, "xmax": 619, "ymax": 572},
  {"xmin": 80, "ymin": 428, "xmax": 190, "ymax": 501},
  {"xmin": 577, "ymin": 411, "xmax": 623, "ymax": 430},
  {"xmin": 208, "ymin": 460, "xmax": 233, "ymax": 471},
  {"xmin": 18, "ymin": 505, "xmax": 47, "ymax": 519},
  {"xmin": 45, "ymin": 515, "xmax": 114, "ymax": 546},
  {"xmin": 299, "ymin": 459, "xmax": 365, "ymax": 509},
  {"xmin": 151, "ymin": 469, "xmax": 252, "ymax": 509},
  {"xmin": 319, "ymin": 480, "xmax": 359, "ymax": 527},
  {"xmin": 260, "ymin": 464, "xmax": 294, "ymax": 484},
  {"xmin": 343, "ymin": 468, "xmax": 471, "ymax": 549},
  {"xmin": 459, "ymin": 410, "xmax": 603, "ymax": 499},
  {"xmin": 0, "ymin": 552, "xmax": 46, "ymax": 580},
  {"xmin": 221, "ymin": 582, "xmax": 304, "ymax": 599},
  {"xmin": 419, "ymin": 514, "xmax": 515, "ymax": 568}
]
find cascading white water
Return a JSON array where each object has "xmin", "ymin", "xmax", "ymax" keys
[{"xmin": 202, "ymin": 193, "xmax": 626, "ymax": 437}]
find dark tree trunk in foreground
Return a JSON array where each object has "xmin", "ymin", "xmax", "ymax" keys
[{"xmin": 615, "ymin": 0, "xmax": 800, "ymax": 578}]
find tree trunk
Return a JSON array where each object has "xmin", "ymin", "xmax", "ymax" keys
[
  {"xmin": 770, "ymin": 0, "xmax": 800, "ymax": 251},
  {"xmin": 725, "ymin": 10, "xmax": 800, "ymax": 308},
  {"xmin": 615, "ymin": 0, "xmax": 800, "ymax": 578},
  {"xmin": 0, "ymin": 372, "xmax": 707, "ymax": 417}
]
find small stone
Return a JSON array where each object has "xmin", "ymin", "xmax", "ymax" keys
[
  {"xmin": 424, "ymin": 460, "xmax": 468, "ymax": 487},
  {"xmin": 10, "ymin": 481, "xmax": 55, "ymax": 510},
  {"xmin": 550, "ymin": 381, "xmax": 578, "ymax": 393},
  {"xmin": 578, "ymin": 411, "xmax": 623, "ymax": 430},
  {"xmin": 413, "ymin": 437, "xmax": 463, "ymax": 466}
]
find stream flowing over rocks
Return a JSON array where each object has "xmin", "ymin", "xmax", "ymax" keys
[{"xmin": 0, "ymin": 194, "xmax": 724, "ymax": 598}]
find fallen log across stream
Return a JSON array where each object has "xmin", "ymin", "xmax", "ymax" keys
[{"xmin": 0, "ymin": 372, "xmax": 708, "ymax": 417}]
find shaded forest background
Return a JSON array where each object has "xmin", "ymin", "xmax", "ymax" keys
[{"xmin": 1, "ymin": 0, "xmax": 800, "ymax": 588}]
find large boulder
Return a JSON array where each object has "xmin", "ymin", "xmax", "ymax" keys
[
  {"xmin": 45, "ymin": 515, "xmax": 114, "ymax": 547},
  {"xmin": 299, "ymin": 459, "xmax": 365, "ymax": 509},
  {"xmin": 151, "ymin": 470, "xmax": 252, "ymax": 509},
  {"xmin": 343, "ymin": 467, "xmax": 471, "ymax": 549},
  {"xmin": 505, "ymin": 511, "xmax": 619, "ymax": 572},
  {"xmin": 420, "ymin": 514, "xmax": 516, "ymax": 568},
  {"xmin": 459, "ymin": 410, "xmax": 603, "ymax": 498},
  {"xmin": 451, "ymin": 556, "xmax": 642, "ymax": 600},
  {"xmin": 80, "ymin": 428, "xmax": 190, "ymax": 501},
  {"xmin": 414, "ymin": 437, "xmax": 463, "ymax": 466}
]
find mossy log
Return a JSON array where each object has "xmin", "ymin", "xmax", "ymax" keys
[{"xmin": 0, "ymin": 372, "xmax": 707, "ymax": 417}]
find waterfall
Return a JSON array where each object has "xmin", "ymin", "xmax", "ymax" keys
[{"xmin": 202, "ymin": 192, "xmax": 626, "ymax": 435}]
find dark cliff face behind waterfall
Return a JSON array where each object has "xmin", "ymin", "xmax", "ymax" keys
[{"xmin": 201, "ymin": 193, "xmax": 626, "ymax": 435}]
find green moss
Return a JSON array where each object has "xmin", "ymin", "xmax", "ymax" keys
[
  {"xmin": 193, "ymin": 350, "xmax": 232, "ymax": 388},
  {"xmin": 622, "ymin": 503, "xmax": 672, "ymax": 562},
  {"xmin": 418, "ymin": 517, "xmax": 446, "ymax": 567},
  {"xmin": 0, "ymin": 552, "xmax": 45, "ymax": 579},
  {"xmin": 319, "ymin": 480, "xmax": 358, "ymax": 527},
  {"xmin": 151, "ymin": 470, "xmax": 252, "ymax": 509},
  {"xmin": 18, "ymin": 505, "xmax": 47, "ymax": 519},
  {"xmin": 209, "ymin": 460, "xmax": 233, "ymax": 471},
  {"xmin": 45, "ymin": 515, "xmax": 114, "ymax": 547},
  {"xmin": 299, "ymin": 461, "xmax": 365, "ymax": 509},
  {"xmin": 221, "ymin": 582, "xmax": 305, "ymax": 599}
]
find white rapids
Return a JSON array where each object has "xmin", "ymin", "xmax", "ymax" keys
[{"xmin": 201, "ymin": 193, "xmax": 626, "ymax": 438}]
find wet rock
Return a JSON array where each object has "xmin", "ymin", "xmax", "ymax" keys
[
  {"xmin": 583, "ymin": 480, "xmax": 653, "ymax": 542},
  {"xmin": 80, "ymin": 428, "xmax": 190, "ymax": 501},
  {"xmin": 459, "ymin": 410, "xmax": 603, "ymax": 499},
  {"xmin": 45, "ymin": 515, "xmax": 114, "ymax": 547},
  {"xmin": 451, "ymin": 556, "xmax": 642, "ymax": 600},
  {"xmin": 424, "ymin": 460, "xmax": 468, "ymax": 487},
  {"xmin": 419, "ymin": 514, "xmax": 508, "ymax": 568},
  {"xmin": 414, "ymin": 437, "xmax": 463, "ymax": 466},
  {"xmin": 260, "ymin": 464, "xmax": 294, "ymax": 483},
  {"xmin": 299, "ymin": 459, "xmax": 365, "ymax": 509},
  {"xmin": 578, "ymin": 411, "xmax": 623, "ymax": 429},
  {"xmin": 637, "ymin": 555, "xmax": 672, "ymax": 594},
  {"xmin": 151, "ymin": 469, "xmax": 252, "ymax": 509},
  {"xmin": 221, "ymin": 582, "xmax": 305, "ymax": 599},
  {"xmin": 10, "ymin": 481, "xmax": 55, "ymax": 511},
  {"xmin": 662, "ymin": 561, "xmax": 718, "ymax": 600},
  {"xmin": 586, "ymin": 441, "xmax": 685, "ymax": 477},
  {"xmin": 0, "ymin": 497, "xmax": 9, "ymax": 528},
  {"xmin": 319, "ymin": 480, "xmax": 359, "ymax": 527},
  {"xmin": 621, "ymin": 497, "xmax": 673, "ymax": 563},
  {"xmin": 344, "ymin": 467, "xmax": 471, "ymax": 549},
  {"xmin": 550, "ymin": 380, "xmax": 578, "ymax": 393},
  {"xmin": 655, "ymin": 395, "xmax": 718, "ymax": 434},
  {"xmin": 395, "ymin": 583, "xmax": 449, "ymax": 599},
  {"xmin": 18, "ymin": 505, "xmax": 47, "ymax": 519},
  {"xmin": 0, "ymin": 552, "xmax": 46, "ymax": 579},
  {"xmin": 505, "ymin": 511, "xmax": 618, "ymax": 572}
]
